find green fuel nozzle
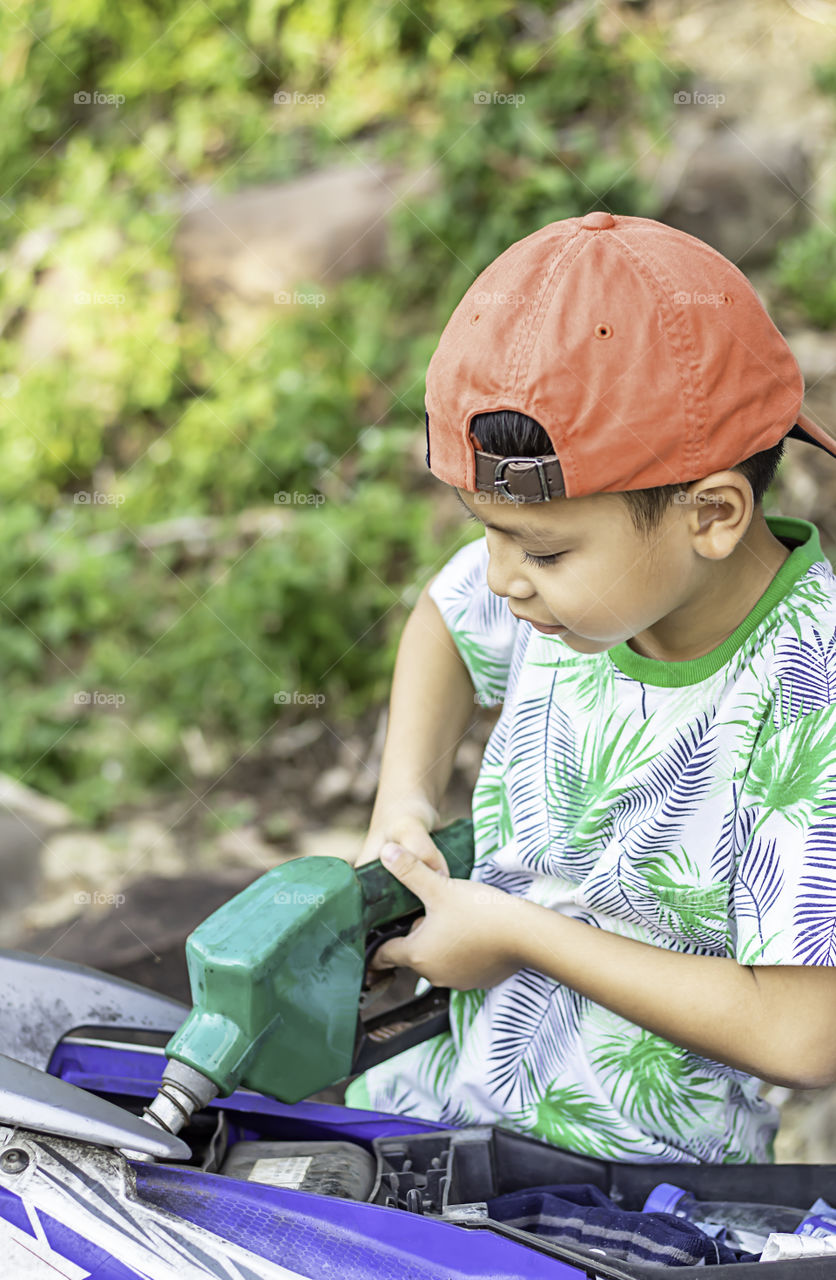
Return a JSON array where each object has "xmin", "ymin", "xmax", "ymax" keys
[{"xmin": 141, "ymin": 819, "xmax": 475, "ymax": 1143}]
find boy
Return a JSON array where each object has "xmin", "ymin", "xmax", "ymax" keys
[{"xmin": 344, "ymin": 211, "xmax": 836, "ymax": 1164}]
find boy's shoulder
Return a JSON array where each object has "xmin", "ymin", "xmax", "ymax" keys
[
  {"xmin": 762, "ymin": 515, "xmax": 836, "ymax": 643},
  {"xmin": 741, "ymin": 519, "xmax": 836, "ymax": 739}
]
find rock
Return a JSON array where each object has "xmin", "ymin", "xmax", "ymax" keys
[
  {"xmin": 0, "ymin": 775, "xmax": 75, "ymax": 944},
  {"xmin": 310, "ymin": 716, "xmax": 385, "ymax": 807},
  {"xmin": 0, "ymin": 817, "xmax": 50, "ymax": 945},
  {"xmin": 350, "ymin": 771, "xmax": 379, "ymax": 804},
  {"xmin": 268, "ymin": 719, "xmax": 325, "ymax": 758},
  {"xmin": 212, "ymin": 823, "xmax": 285, "ymax": 870},
  {"xmin": 350, "ymin": 707, "xmax": 387, "ymax": 803},
  {"xmin": 180, "ymin": 726, "xmax": 229, "ymax": 778},
  {"xmin": 295, "ymin": 826, "xmax": 364, "ymax": 863},
  {"xmin": 312, "ymin": 764, "xmax": 355, "ymax": 807},
  {"xmin": 779, "ymin": 455, "xmax": 820, "ymax": 513},
  {"xmin": 657, "ymin": 123, "xmax": 810, "ymax": 265},
  {"xmin": 17, "ymin": 871, "xmax": 261, "ymax": 1005},
  {"xmin": 174, "ymin": 162, "xmax": 439, "ymax": 310},
  {"xmin": 0, "ymin": 773, "xmax": 75, "ymax": 829},
  {"xmin": 788, "ymin": 328, "xmax": 836, "ymax": 385},
  {"xmin": 25, "ymin": 820, "xmax": 188, "ymax": 932}
]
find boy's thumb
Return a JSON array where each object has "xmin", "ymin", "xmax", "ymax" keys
[{"xmin": 380, "ymin": 842, "xmax": 440, "ymax": 903}]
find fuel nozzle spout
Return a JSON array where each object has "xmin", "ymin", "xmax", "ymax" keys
[
  {"xmin": 121, "ymin": 1060, "xmax": 218, "ymax": 1164},
  {"xmin": 143, "ymin": 1060, "xmax": 219, "ymax": 1138}
]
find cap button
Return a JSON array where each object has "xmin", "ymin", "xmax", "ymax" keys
[{"xmin": 580, "ymin": 211, "xmax": 615, "ymax": 230}]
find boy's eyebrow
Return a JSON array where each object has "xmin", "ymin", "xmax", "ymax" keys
[
  {"xmin": 454, "ymin": 488, "xmax": 520, "ymax": 535},
  {"xmin": 454, "ymin": 488, "xmax": 561, "ymax": 542}
]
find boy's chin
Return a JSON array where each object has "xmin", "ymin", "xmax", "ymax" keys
[{"xmin": 554, "ymin": 631, "xmax": 618, "ymax": 654}]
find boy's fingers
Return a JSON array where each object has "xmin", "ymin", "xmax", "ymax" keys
[
  {"xmin": 410, "ymin": 834, "xmax": 450, "ymax": 878},
  {"xmin": 369, "ymin": 932, "xmax": 412, "ymax": 970},
  {"xmin": 355, "ymin": 817, "xmax": 449, "ymax": 875},
  {"xmin": 380, "ymin": 843, "xmax": 444, "ymax": 905},
  {"xmin": 385, "ymin": 819, "xmax": 449, "ymax": 877}
]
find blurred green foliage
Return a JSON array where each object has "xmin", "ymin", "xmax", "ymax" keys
[
  {"xmin": 0, "ymin": 1, "xmax": 680, "ymax": 820},
  {"xmin": 773, "ymin": 57, "xmax": 836, "ymax": 329},
  {"xmin": 775, "ymin": 223, "xmax": 836, "ymax": 329}
]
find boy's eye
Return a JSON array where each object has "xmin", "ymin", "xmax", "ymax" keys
[
  {"xmin": 522, "ymin": 550, "xmax": 563, "ymax": 568},
  {"xmin": 463, "ymin": 510, "xmax": 563, "ymax": 566}
]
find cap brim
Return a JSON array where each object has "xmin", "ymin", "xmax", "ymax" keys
[{"xmin": 788, "ymin": 411, "xmax": 836, "ymax": 459}]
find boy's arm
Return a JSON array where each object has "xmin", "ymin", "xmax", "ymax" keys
[
  {"xmin": 353, "ymin": 577, "xmax": 480, "ymax": 869},
  {"xmin": 372, "ymin": 850, "xmax": 836, "ymax": 1090},
  {"xmin": 517, "ymin": 905, "xmax": 836, "ymax": 1090}
]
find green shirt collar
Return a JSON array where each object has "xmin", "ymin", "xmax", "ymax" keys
[{"xmin": 607, "ymin": 515, "xmax": 825, "ymax": 688}]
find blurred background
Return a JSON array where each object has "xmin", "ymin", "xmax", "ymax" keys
[{"xmin": 1, "ymin": 0, "xmax": 835, "ymax": 1150}]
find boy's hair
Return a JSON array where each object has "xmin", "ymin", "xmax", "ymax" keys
[{"xmin": 470, "ymin": 410, "xmax": 786, "ymax": 536}]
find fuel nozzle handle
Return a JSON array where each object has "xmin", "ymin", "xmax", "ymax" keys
[
  {"xmin": 356, "ymin": 816, "xmax": 475, "ymax": 934},
  {"xmin": 156, "ymin": 818, "xmax": 475, "ymax": 1119}
]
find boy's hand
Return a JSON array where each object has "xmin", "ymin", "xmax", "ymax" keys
[
  {"xmin": 354, "ymin": 807, "xmax": 450, "ymax": 877},
  {"xmin": 369, "ymin": 843, "xmax": 523, "ymax": 990}
]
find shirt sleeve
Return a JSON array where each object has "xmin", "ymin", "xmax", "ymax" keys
[
  {"xmin": 427, "ymin": 534, "xmax": 519, "ymax": 708},
  {"xmin": 731, "ymin": 703, "xmax": 836, "ymax": 966}
]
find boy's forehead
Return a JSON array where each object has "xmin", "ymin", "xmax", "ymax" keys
[{"xmin": 454, "ymin": 486, "xmax": 598, "ymax": 538}]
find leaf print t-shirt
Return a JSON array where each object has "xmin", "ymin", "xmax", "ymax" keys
[{"xmin": 344, "ymin": 514, "xmax": 836, "ymax": 1165}]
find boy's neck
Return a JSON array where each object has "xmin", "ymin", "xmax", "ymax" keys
[{"xmin": 626, "ymin": 515, "xmax": 794, "ymax": 664}]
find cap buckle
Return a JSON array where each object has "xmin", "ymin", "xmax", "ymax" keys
[{"xmin": 493, "ymin": 456, "xmax": 551, "ymax": 501}]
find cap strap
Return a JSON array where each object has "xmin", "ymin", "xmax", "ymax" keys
[{"xmin": 473, "ymin": 450, "xmax": 566, "ymax": 503}]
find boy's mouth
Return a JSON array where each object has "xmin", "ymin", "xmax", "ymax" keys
[{"xmin": 512, "ymin": 612, "xmax": 568, "ymax": 635}]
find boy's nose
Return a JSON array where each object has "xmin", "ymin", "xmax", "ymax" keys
[
  {"xmin": 485, "ymin": 553, "xmax": 535, "ymax": 603},
  {"xmin": 483, "ymin": 529, "xmax": 539, "ymax": 600}
]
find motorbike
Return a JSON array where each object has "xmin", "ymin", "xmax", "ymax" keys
[{"xmin": 1, "ymin": 818, "xmax": 834, "ymax": 1279}]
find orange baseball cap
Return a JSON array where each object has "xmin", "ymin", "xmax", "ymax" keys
[{"xmin": 424, "ymin": 211, "xmax": 836, "ymax": 503}]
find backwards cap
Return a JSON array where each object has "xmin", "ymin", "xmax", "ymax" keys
[{"xmin": 424, "ymin": 211, "xmax": 836, "ymax": 503}]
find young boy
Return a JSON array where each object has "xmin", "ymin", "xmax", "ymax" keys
[{"xmin": 344, "ymin": 210, "xmax": 836, "ymax": 1164}]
